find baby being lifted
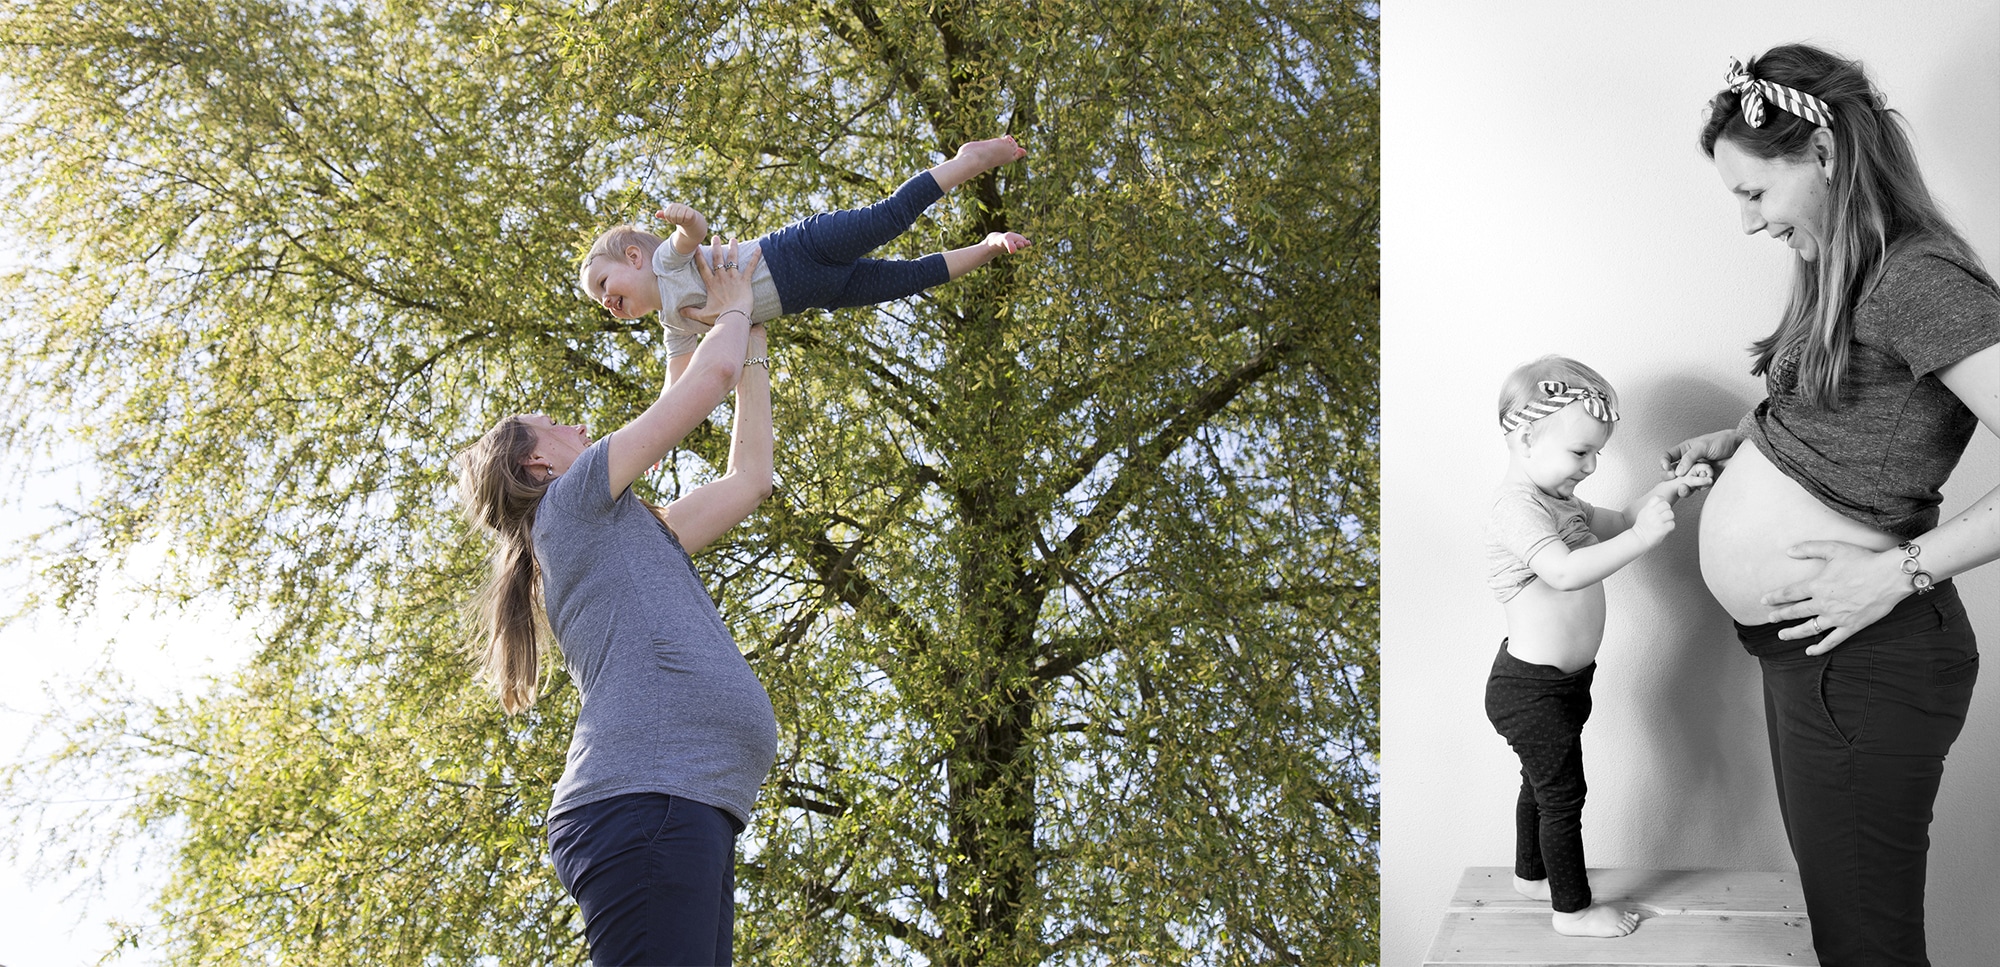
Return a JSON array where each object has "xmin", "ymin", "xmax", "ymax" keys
[
  {"xmin": 579, "ymin": 136, "xmax": 1031, "ymax": 382},
  {"xmin": 1482, "ymin": 355, "xmax": 1713, "ymax": 939}
]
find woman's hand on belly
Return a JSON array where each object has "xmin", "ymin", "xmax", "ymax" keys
[
  {"xmin": 1760, "ymin": 541, "xmax": 1912, "ymax": 655},
  {"xmin": 1697, "ymin": 439, "xmax": 1896, "ymax": 628},
  {"xmin": 1662, "ymin": 426, "xmax": 1745, "ymax": 478}
]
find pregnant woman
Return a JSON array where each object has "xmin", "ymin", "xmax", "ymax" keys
[
  {"xmin": 1667, "ymin": 45, "xmax": 2000, "ymax": 966},
  {"xmin": 457, "ymin": 240, "xmax": 776, "ymax": 965}
]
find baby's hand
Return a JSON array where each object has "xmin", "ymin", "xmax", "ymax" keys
[
  {"xmin": 656, "ymin": 203, "xmax": 709, "ymax": 238},
  {"xmin": 985, "ymin": 231, "xmax": 1031, "ymax": 254},
  {"xmin": 1633, "ymin": 494, "xmax": 1676, "ymax": 547},
  {"xmin": 1662, "ymin": 461, "xmax": 1716, "ymax": 499}
]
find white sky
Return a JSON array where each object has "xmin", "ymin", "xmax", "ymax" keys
[{"xmin": 0, "ymin": 453, "xmax": 263, "ymax": 966}]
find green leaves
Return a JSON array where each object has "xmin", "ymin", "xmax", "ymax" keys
[{"xmin": 2, "ymin": 0, "xmax": 1376, "ymax": 963}]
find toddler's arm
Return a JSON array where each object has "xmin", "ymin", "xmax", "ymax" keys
[
  {"xmin": 1588, "ymin": 466, "xmax": 1714, "ymax": 540},
  {"xmin": 657, "ymin": 203, "xmax": 710, "ymax": 256},
  {"xmin": 1526, "ymin": 496, "xmax": 1678, "ymax": 591}
]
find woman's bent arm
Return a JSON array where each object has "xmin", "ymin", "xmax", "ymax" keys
[
  {"xmin": 606, "ymin": 240, "xmax": 761, "ymax": 498},
  {"xmin": 665, "ymin": 326, "xmax": 775, "ymax": 555}
]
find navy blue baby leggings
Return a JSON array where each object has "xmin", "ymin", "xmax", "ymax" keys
[
  {"xmin": 758, "ymin": 170, "xmax": 952, "ymax": 313},
  {"xmin": 1484, "ymin": 640, "xmax": 1595, "ymax": 914}
]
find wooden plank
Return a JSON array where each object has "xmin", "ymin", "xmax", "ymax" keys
[
  {"xmin": 1448, "ymin": 867, "xmax": 1809, "ymax": 917},
  {"xmin": 1423, "ymin": 868, "xmax": 1820, "ymax": 967},
  {"xmin": 1425, "ymin": 911, "xmax": 1816, "ymax": 966}
]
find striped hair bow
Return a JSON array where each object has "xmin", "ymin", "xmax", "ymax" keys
[
  {"xmin": 1725, "ymin": 57, "xmax": 1834, "ymax": 130},
  {"xmin": 1500, "ymin": 381, "xmax": 1620, "ymax": 433}
]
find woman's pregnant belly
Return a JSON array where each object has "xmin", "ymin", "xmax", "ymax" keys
[{"xmin": 1698, "ymin": 439, "xmax": 1898, "ymax": 625}]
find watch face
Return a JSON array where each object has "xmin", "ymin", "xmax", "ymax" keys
[{"xmin": 1913, "ymin": 571, "xmax": 1935, "ymax": 590}]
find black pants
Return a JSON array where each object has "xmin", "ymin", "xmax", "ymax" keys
[
  {"xmin": 547, "ymin": 792, "xmax": 740, "ymax": 966},
  {"xmin": 1484, "ymin": 640, "xmax": 1596, "ymax": 913},
  {"xmin": 1740, "ymin": 581, "xmax": 1978, "ymax": 967}
]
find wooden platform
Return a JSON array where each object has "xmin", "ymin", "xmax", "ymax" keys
[{"xmin": 1424, "ymin": 867, "xmax": 1819, "ymax": 966}]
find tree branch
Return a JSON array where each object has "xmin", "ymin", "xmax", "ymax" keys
[{"xmin": 1058, "ymin": 332, "xmax": 1297, "ymax": 563}]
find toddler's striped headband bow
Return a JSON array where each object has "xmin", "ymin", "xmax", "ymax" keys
[
  {"xmin": 1500, "ymin": 381, "xmax": 1620, "ymax": 433},
  {"xmin": 1725, "ymin": 57, "xmax": 1834, "ymax": 130}
]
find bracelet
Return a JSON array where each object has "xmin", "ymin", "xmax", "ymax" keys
[
  {"xmin": 716, "ymin": 309, "xmax": 752, "ymax": 324},
  {"xmin": 1897, "ymin": 541, "xmax": 1936, "ymax": 594},
  {"xmin": 744, "ymin": 355, "xmax": 769, "ymax": 370}
]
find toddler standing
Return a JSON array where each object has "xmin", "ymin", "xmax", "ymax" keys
[{"xmin": 1483, "ymin": 355, "xmax": 1712, "ymax": 938}]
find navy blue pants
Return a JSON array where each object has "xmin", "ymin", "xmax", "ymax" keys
[
  {"xmin": 1741, "ymin": 580, "xmax": 1978, "ymax": 967},
  {"xmin": 547, "ymin": 793, "xmax": 740, "ymax": 966},
  {"xmin": 1484, "ymin": 640, "xmax": 1596, "ymax": 914},
  {"xmin": 758, "ymin": 170, "xmax": 952, "ymax": 315}
]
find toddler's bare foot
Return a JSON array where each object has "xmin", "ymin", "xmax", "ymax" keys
[
  {"xmin": 1512, "ymin": 875, "xmax": 1551, "ymax": 901},
  {"xmin": 1551, "ymin": 903, "xmax": 1639, "ymax": 938},
  {"xmin": 933, "ymin": 136, "xmax": 1027, "ymax": 191},
  {"xmin": 985, "ymin": 231, "xmax": 1031, "ymax": 255},
  {"xmin": 958, "ymin": 135, "xmax": 1025, "ymax": 170}
]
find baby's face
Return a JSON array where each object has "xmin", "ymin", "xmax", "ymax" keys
[
  {"xmin": 586, "ymin": 247, "xmax": 658, "ymax": 319},
  {"xmin": 1519, "ymin": 404, "xmax": 1612, "ymax": 500}
]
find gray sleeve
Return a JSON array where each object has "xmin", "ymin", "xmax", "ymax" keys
[
  {"xmin": 540, "ymin": 437, "xmax": 621, "ymax": 524},
  {"xmin": 1876, "ymin": 254, "xmax": 2000, "ymax": 378},
  {"xmin": 664, "ymin": 322, "xmax": 701, "ymax": 359},
  {"xmin": 1490, "ymin": 488, "xmax": 1561, "ymax": 566}
]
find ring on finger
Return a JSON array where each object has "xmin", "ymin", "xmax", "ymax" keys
[
  {"xmin": 723, "ymin": 261, "xmax": 738, "ymax": 270},
  {"xmin": 1807, "ymin": 615, "xmax": 1822, "ymax": 634}
]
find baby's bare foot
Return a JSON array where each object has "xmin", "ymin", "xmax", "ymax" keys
[
  {"xmin": 957, "ymin": 135, "xmax": 1026, "ymax": 171},
  {"xmin": 933, "ymin": 136, "xmax": 1027, "ymax": 191},
  {"xmin": 1551, "ymin": 903, "xmax": 1639, "ymax": 938},
  {"xmin": 1512, "ymin": 875, "xmax": 1551, "ymax": 901},
  {"xmin": 985, "ymin": 231, "xmax": 1031, "ymax": 255}
]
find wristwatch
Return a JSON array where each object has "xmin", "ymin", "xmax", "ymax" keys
[{"xmin": 1897, "ymin": 541, "xmax": 1935, "ymax": 594}]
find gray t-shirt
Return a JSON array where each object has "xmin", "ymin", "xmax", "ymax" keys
[
  {"xmin": 1742, "ymin": 237, "xmax": 2000, "ymax": 540},
  {"xmin": 1486, "ymin": 480, "xmax": 1597, "ymax": 603},
  {"xmin": 533, "ymin": 436, "xmax": 778, "ymax": 827}
]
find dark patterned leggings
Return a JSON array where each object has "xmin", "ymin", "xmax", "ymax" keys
[
  {"xmin": 1484, "ymin": 640, "xmax": 1595, "ymax": 913},
  {"xmin": 758, "ymin": 170, "xmax": 951, "ymax": 314}
]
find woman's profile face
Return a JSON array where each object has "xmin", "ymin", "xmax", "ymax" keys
[
  {"xmin": 1713, "ymin": 136, "xmax": 1831, "ymax": 263},
  {"xmin": 520, "ymin": 414, "xmax": 591, "ymax": 479}
]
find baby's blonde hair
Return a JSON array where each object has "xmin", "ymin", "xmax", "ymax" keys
[
  {"xmin": 1496, "ymin": 355, "xmax": 1619, "ymax": 435},
  {"xmin": 577, "ymin": 225, "xmax": 665, "ymax": 302}
]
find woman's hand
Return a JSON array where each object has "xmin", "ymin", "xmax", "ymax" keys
[
  {"xmin": 1661, "ymin": 427, "xmax": 1743, "ymax": 479},
  {"xmin": 679, "ymin": 237, "xmax": 762, "ymax": 329},
  {"xmin": 1761, "ymin": 541, "xmax": 1909, "ymax": 654}
]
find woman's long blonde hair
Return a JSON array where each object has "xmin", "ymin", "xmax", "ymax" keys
[
  {"xmin": 456, "ymin": 416, "xmax": 553, "ymax": 714},
  {"xmin": 1700, "ymin": 43, "xmax": 1979, "ymax": 409}
]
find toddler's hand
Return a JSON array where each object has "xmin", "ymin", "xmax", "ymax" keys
[
  {"xmin": 1633, "ymin": 494, "xmax": 1676, "ymax": 547},
  {"xmin": 657, "ymin": 203, "xmax": 709, "ymax": 237},
  {"xmin": 985, "ymin": 231, "xmax": 1031, "ymax": 254},
  {"xmin": 1660, "ymin": 461, "xmax": 1716, "ymax": 499}
]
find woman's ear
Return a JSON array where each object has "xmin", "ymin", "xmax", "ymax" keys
[{"xmin": 1811, "ymin": 126, "xmax": 1836, "ymax": 181}]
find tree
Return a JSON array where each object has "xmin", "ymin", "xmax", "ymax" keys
[{"xmin": 0, "ymin": 0, "xmax": 1378, "ymax": 963}]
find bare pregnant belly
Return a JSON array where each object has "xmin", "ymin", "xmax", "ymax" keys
[{"xmin": 1699, "ymin": 440, "xmax": 1898, "ymax": 625}]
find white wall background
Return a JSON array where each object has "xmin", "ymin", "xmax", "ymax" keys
[{"xmin": 1382, "ymin": 2, "xmax": 2000, "ymax": 965}]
